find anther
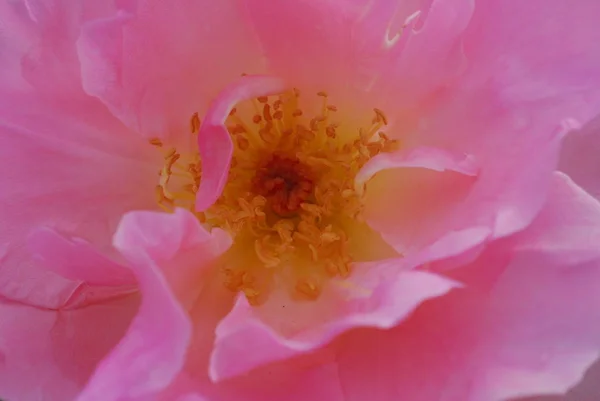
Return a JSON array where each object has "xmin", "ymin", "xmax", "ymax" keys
[
  {"xmin": 374, "ymin": 108, "xmax": 388, "ymax": 125},
  {"xmin": 230, "ymin": 124, "xmax": 247, "ymax": 135},
  {"xmin": 263, "ymin": 104, "xmax": 273, "ymax": 121},
  {"xmin": 190, "ymin": 113, "xmax": 201, "ymax": 133},
  {"xmin": 164, "ymin": 148, "xmax": 177, "ymax": 159},
  {"xmin": 296, "ymin": 279, "xmax": 321, "ymax": 300},
  {"xmin": 236, "ymin": 136, "xmax": 250, "ymax": 150}
]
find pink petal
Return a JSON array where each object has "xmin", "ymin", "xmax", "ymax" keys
[
  {"xmin": 402, "ymin": 0, "xmax": 600, "ymax": 246},
  {"xmin": 77, "ymin": 209, "xmax": 231, "ymax": 401},
  {"xmin": 0, "ymin": 0, "xmax": 118, "ymax": 97},
  {"xmin": 559, "ymin": 113, "xmax": 600, "ymax": 201},
  {"xmin": 464, "ymin": 0, "xmax": 600, "ymax": 129},
  {"xmin": 77, "ymin": 217, "xmax": 190, "ymax": 401},
  {"xmin": 336, "ymin": 290, "xmax": 481, "ymax": 401},
  {"xmin": 370, "ymin": 0, "xmax": 474, "ymax": 108},
  {"xmin": 335, "ymin": 174, "xmax": 600, "ymax": 401},
  {"xmin": 466, "ymin": 174, "xmax": 600, "ymax": 400},
  {"xmin": 209, "ymin": 227, "xmax": 485, "ymax": 380},
  {"xmin": 469, "ymin": 256, "xmax": 600, "ymax": 400},
  {"xmin": 0, "ymin": 295, "xmax": 139, "ymax": 401},
  {"xmin": 242, "ymin": 0, "xmax": 472, "ymax": 109},
  {"xmin": 514, "ymin": 172, "xmax": 600, "ymax": 266},
  {"xmin": 360, "ymin": 146, "xmax": 479, "ymax": 252},
  {"xmin": 356, "ymin": 146, "xmax": 478, "ymax": 187},
  {"xmin": 76, "ymin": 0, "xmax": 265, "ymax": 139},
  {"xmin": 409, "ymin": 84, "xmax": 567, "ymax": 242},
  {"xmin": 28, "ymin": 227, "xmax": 135, "ymax": 287},
  {"xmin": 195, "ymin": 75, "xmax": 287, "ymax": 211},
  {"xmin": 0, "ymin": 94, "xmax": 156, "ymax": 309},
  {"xmin": 564, "ymin": 361, "xmax": 600, "ymax": 401},
  {"xmin": 165, "ymin": 351, "xmax": 344, "ymax": 401}
]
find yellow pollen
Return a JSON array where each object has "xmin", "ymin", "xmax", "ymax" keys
[{"xmin": 150, "ymin": 90, "xmax": 400, "ymax": 305}]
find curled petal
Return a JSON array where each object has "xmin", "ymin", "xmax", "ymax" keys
[{"xmin": 195, "ymin": 75, "xmax": 287, "ymax": 211}]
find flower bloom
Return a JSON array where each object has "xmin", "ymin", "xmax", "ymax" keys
[{"xmin": 2, "ymin": 1, "xmax": 600, "ymax": 401}]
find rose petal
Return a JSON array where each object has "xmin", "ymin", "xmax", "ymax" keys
[
  {"xmin": 77, "ymin": 209, "xmax": 231, "ymax": 400},
  {"xmin": 166, "ymin": 352, "xmax": 344, "ymax": 401},
  {"xmin": 372, "ymin": 0, "xmax": 474, "ymax": 108},
  {"xmin": 77, "ymin": 0, "xmax": 265, "ymax": 138},
  {"xmin": 513, "ymin": 172, "xmax": 600, "ymax": 266},
  {"xmin": 336, "ymin": 290, "xmax": 481, "ymax": 401},
  {"xmin": 466, "ymin": 173, "xmax": 600, "ymax": 400},
  {"xmin": 209, "ymin": 227, "xmax": 488, "ymax": 380},
  {"xmin": 77, "ymin": 212, "xmax": 203, "ymax": 401},
  {"xmin": 0, "ymin": 295, "xmax": 139, "ymax": 401},
  {"xmin": 360, "ymin": 146, "xmax": 479, "ymax": 252},
  {"xmin": 0, "ymin": 94, "xmax": 156, "ymax": 308},
  {"xmin": 195, "ymin": 75, "xmax": 287, "ymax": 211},
  {"xmin": 28, "ymin": 227, "xmax": 135, "ymax": 287},
  {"xmin": 0, "ymin": 0, "xmax": 118, "ymax": 97},
  {"xmin": 468, "ymin": 254, "xmax": 600, "ymax": 401},
  {"xmin": 243, "ymin": 0, "xmax": 473, "ymax": 110},
  {"xmin": 559, "ymin": 113, "xmax": 600, "ymax": 201},
  {"xmin": 464, "ymin": 0, "xmax": 600, "ymax": 129}
]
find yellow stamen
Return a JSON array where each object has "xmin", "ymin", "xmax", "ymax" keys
[{"xmin": 151, "ymin": 90, "xmax": 399, "ymax": 304}]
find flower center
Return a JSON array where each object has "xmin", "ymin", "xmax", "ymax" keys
[{"xmin": 150, "ymin": 89, "xmax": 399, "ymax": 305}]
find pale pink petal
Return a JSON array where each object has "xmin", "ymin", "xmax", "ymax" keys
[
  {"xmin": 77, "ymin": 209, "xmax": 231, "ymax": 401},
  {"xmin": 209, "ymin": 227, "xmax": 486, "ymax": 380},
  {"xmin": 356, "ymin": 146, "xmax": 478, "ymax": 188},
  {"xmin": 28, "ymin": 227, "xmax": 135, "ymax": 287},
  {"xmin": 360, "ymin": 147, "xmax": 480, "ymax": 252},
  {"xmin": 0, "ymin": 94, "xmax": 156, "ymax": 308},
  {"xmin": 468, "ymin": 254, "xmax": 600, "ymax": 401},
  {"xmin": 77, "ymin": 212, "xmax": 203, "ymax": 401},
  {"xmin": 164, "ymin": 351, "xmax": 344, "ymax": 401},
  {"xmin": 400, "ymin": 0, "xmax": 600, "ymax": 246},
  {"xmin": 563, "ymin": 361, "xmax": 600, "ymax": 401},
  {"xmin": 408, "ymin": 86, "xmax": 567, "ymax": 242},
  {"xmin": 335, "ymin": 173, "xmax": 600, "ymax": 400},
  {"xmin": 0, "ymin": 295, "xmax": 139, "ymax": 401},
  {"xmin": 559, "ymin": 113, "xmax": 600, "ymax": 201},
  {"xmin": 195, "ymin": 75, "xmax": 287, "ymax": 211},
  {"xmin": 370, "ymin": 0, "xmax": 474, "ymax": 108},
  {"xmin": 465, "ymin": 174, "xmax": 600, "ymax": 400},
  {"xmin": 464, "ymin": 0, "xmax": 600, "ymax": 129},
  {"xmin": 513, "ymin": 173, "xmax": 600, "ymax": 266},
  {"xmin": 76, "ymin": 0, "xmax": 264, "ymax": 139},
  {"xmin": 0, "ymin": 0, "xmax": 118, "ymax": 97},
  {"xmin": 243, "ymin": 0, "xmax": 472, "ymax": 109},
  {"xmin": 336, "ymin": 290, "xmax": 481, "ymax": 401}
]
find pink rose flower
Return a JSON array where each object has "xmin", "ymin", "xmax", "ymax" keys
[{"xmin": 1, "ymin": 1, "xmax": 600, "ymax": 401}]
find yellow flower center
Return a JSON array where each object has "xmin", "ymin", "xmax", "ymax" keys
[{"xmin": 150, "ymin": 89, "xmax": 399, "ymax": 305}]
